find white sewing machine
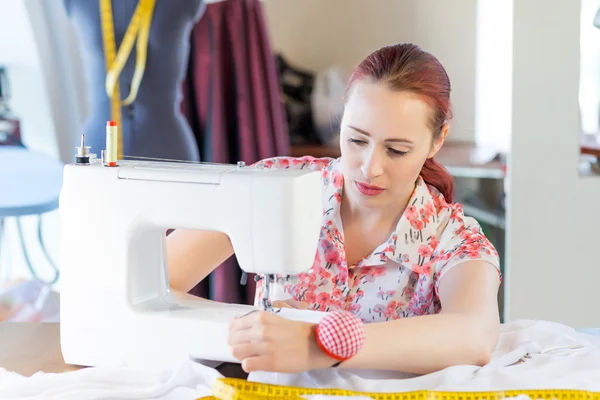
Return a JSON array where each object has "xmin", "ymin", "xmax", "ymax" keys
[{"xmin": 59, "ymin": 136, "xmax": 325, "ymax": 370}]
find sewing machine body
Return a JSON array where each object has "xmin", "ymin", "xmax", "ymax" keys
[{"xmin": 59, "ymin": 157, "xmax": 325, "ymax": 370}]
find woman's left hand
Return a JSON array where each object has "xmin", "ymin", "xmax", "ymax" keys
[{"xmin": 228, "ymin": 310, "xmax": 337, "ymax": 373}]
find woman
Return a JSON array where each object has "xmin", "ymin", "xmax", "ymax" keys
[{"xmin": 167, "ymin": 43, "xmax": 501, "ymax": 375}]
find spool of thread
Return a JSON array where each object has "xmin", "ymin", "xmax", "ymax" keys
[{"xmin": 105, "ymin": 120, "xmax": 118, "ymax": 166}]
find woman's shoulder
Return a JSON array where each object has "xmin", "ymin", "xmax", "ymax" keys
[
  {"xmin": 420, "ymin": 181, "xmax": 498, "ymax": 253},
  {"xmin": 251, "ymin": 155, "xmax": 337, "ymax": 172},
  {"xmin": 421, "ymin": 181, "xmax": 468, "ymax": 222},
  {"xmin": 427, "ymin": 187, "xmax": 480, "ymax": 237},
  {"xmin": 422, "ymin": 184, "xmax": 500, "ymax": 273}
]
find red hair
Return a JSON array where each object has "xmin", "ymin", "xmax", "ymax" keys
[{"xmin": 344, "ymin": 43, "xmax": 455, "ymax": 203}]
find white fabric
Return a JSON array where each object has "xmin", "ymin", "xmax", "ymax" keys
[
  {"xmin": 1, "ymin": 320, "xmax": 599, "ymax": 400},
  {"xmin": 0, "ymin": 360, "xmax": 223, "ymax": 400},
  {"xmin": 249, "ymin": 320, "xmax": 600, "ymax": 395}
]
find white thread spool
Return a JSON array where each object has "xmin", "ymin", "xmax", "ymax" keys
[{"xmin": 105, "ymin": 120, "xmax": 118, "ymax": 166}]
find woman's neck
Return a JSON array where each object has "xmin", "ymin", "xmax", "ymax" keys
[{"xmin": 340, "ymin": 190, "xmax": 411, "ymax": 234}]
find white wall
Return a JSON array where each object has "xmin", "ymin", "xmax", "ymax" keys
[
  {"xmin": 411, "ymin": 0, "xmax": 478, "ymax": 144},
  {"xmin": 579, "ymin": 0, "xmax": 600, "ymax": 135},
  {"xmin": 475, "ymin": 0, "xmax": 513, "ymax": 153},
  {"xmin": 506, "ymin": 0, "xmax": 599, "ymax": 328},
  {"xmin": 262, "ymin": 0, "xmax": 479, "ymax": 143}
]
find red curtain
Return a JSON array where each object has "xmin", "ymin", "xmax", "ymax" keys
[{"xmin": 181, "ymin": 0, "xmax": 290, "ymax": 305}]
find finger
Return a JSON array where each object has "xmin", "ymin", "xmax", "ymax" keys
[
  {"xmin": 272, "ymin": 299, "xmax": 311, "ymax": 309},
  {"xmin": 241, "ymin": 355, "xmax": 276, "ymax": 373},
  {"xmin": 230, "ymin": 310, "xmax": 270, "ymax": 331},
  {"xmin": 228, "ymin": 326, "xmax": 265, "ymax": 345},
  {"xmin": 231, "ymin": 342, "xmax": 270, "ymax": 361},
  {"xmin": 228, "ymin": 320, "xmax": 274, "ymax": 346},
  {"xmin": 272, "ymin": 300, "xmax": 295, "ymax": 309},
  {"xmin": 284, "ymin": 299, "xmax": 311, "ymax": 309}
]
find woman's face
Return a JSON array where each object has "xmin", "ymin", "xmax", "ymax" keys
[{"xmin": 340, "ymin": 82, "xmax": 446, "ymax": 211}]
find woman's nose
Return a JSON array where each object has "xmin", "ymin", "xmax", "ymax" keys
[{"xmin": 360, "ymin": 151, "xmax": 384, "ymax": 179}]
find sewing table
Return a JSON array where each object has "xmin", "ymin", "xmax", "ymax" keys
[{"xmin": 0, "ymin": 322, "xmax": 248, "ymax": 378}]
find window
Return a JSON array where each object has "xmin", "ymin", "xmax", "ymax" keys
[{"xmin": 580, "ymin": 0, "xmax": 600, "ymax": 138}]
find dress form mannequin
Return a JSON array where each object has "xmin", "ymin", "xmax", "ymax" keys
[{"xmin": 63, "ymin": 0, "xmax": 204, "ymax": 161}]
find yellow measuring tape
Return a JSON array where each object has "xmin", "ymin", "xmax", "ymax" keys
[
  {"xmin": 99, "ymin": 0, "xmax": 156, "ymax": 158},
  {"xmin": 199, "ymin": 377, "xmax": 600, "ymax": 400}
]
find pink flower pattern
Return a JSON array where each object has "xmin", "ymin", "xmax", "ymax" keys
[{"xmin": 252, "ymin": 156, "xmax": 501, "ymax": 323}]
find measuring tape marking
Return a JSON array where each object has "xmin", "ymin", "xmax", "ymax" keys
[{"xmin": 196, "ymin": 377, "xmax": 600, "ymax": 400}]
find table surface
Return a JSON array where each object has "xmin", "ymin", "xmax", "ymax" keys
[
  {"xmin": 0, "ymin": 322, "xmax": 81, "ymax": 376},
  {"xmin": 0, "ymin": 146, "xmax": 64, "ymax": 217},
  {"xmin": 0, "ymin": 322, "xmax": 248, "ymax": 379}
]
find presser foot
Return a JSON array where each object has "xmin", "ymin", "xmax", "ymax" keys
[{"xmin": 254, "ymin": 273, "xmax": 298, "ymax": 312}]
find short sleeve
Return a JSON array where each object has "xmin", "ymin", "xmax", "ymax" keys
[
  {"xmin": 434, "ymin": 204, "xmax": 501, "ymax": 293},
  {"xmin": 251, "ymin": 156, "xmax": 334, "ymax": 172}
]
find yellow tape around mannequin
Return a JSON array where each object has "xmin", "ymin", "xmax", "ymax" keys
[
  {"xmin": 99, "ymin": 0, "xmax": 156, "ymax": 158},
  {"xmin": 196, "ymin": 377, "xmax": 600, "ymax": 400}
]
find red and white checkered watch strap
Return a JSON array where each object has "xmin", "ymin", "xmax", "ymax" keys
[{"xmin": 315, "ymin": 310, "xmax": 366, "ymax": 361}]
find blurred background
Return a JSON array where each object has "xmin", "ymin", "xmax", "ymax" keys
[{"xmin": 0, "ymin": 0, "xmax": 598, "ymax": 328}]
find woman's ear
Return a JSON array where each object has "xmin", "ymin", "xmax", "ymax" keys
[{"xmin": 428, "ymin": 122, "xmax": 449, "ymax": 159}]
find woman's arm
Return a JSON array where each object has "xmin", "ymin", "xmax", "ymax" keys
[
  {"xmin": 337, "ymin": 261, "xmax": 501, "ymax": 374},
  {"xmin": 166, "ymin": 229, "xmax": 234, "ymax": 294}
]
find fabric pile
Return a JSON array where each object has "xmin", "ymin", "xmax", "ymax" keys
[
  {"xmin": 0, "ymin": 320, "xmax": 599, "ymax": 400},
  {"xmin": 250, "ymin": 320, "xmax": 600, "ymax": 394},
  {"xmin": 0, "ymin": 360, "xmax": 221, "ymax": 400}
]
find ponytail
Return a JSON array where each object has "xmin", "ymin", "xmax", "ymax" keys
[{"xmin": 420, "ymin": 158, "xmax": 454, "ymax": 203}]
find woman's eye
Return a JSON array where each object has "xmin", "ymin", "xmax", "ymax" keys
[
  {"xmin": 388, "ymin": 148, "xmax": 408, "ymax": 156},
  {"xmin": 347, "ymin": 137, "xmax": 407, "ymax": 156},
  {"xmin": 348, "ymin": 138, "xmax": 366, "ymax": 145}
]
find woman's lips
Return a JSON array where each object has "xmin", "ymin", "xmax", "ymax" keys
[{"xmin": 355, "ymin": 181, "xmax": 385, "ymax": 196}]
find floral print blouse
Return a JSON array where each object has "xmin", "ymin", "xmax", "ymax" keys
[{"xmin": 252, "ymin": 156, "xmax": 501, "ymax": 323}]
